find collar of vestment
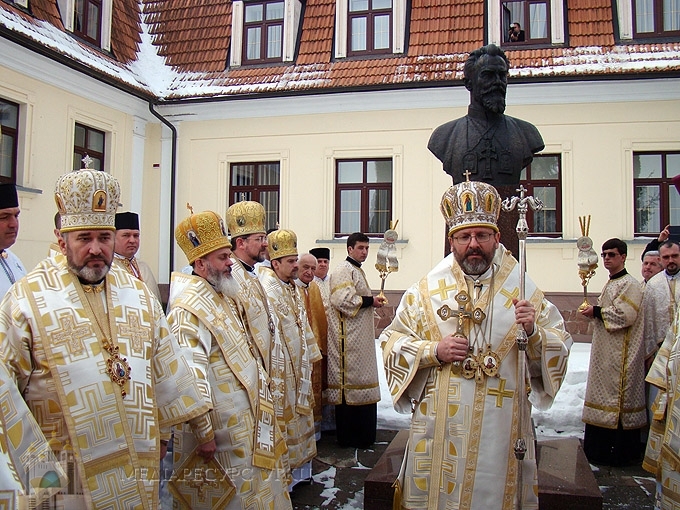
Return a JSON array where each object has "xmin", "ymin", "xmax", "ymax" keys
[
  {"xmin": 468, "ymin": 104, "xmax": 504, "ymax": 123},
  {"xmin": 346, "ymin": 256, "xmax": 361, "ymax": 268},
  {"xmin": 666, "ymin": 270, "xmax": 680, "ymax": 280},
  {"xmin": 609, "ymin": 268, "xmax": 628, "ymax": 280},
  {"xmin": 236, "ymin": 257, "xmax": 255, "ymax": 273}
]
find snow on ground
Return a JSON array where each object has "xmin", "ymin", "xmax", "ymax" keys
[{"xmin": 376, "ymin": 340, "xmax": 589, "ymax": 439}]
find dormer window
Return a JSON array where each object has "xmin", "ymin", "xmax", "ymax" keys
[
  {"xmin": 74, "ymin": 0, "xmax": 103, "ymax": 46},
  {"xmin": 56, "ymin": 0, "xmax": 113, "ymax": 51},
  {"xmin": 489, "ymin": 0, "xmax": 564, "ymax": 47},
  {"xmin": 244, "ymin": 1, "xmax": 285, "ymax": 63},
  {"xmin": 348, "ymin": 0, "xmax": 392, "ymax": 55},
  {"xmin": 230, "ymin": 0, "xmax": 302, "ymax": 67},
  {"xmin": 633, "ymin": 0, "xmax": 680, "ymax": 37},
  {"xmin": 334, "ymin": 0, "xmax": 407, "ymax": 58},
  {"xmin": 502, "ymin": 0, "xmax": 550, "ymax": 44}
]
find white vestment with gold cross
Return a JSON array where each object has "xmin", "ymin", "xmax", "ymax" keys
[
  {"xmin": 644, "ymin": 301, "xmax": 680, "ymax": 508},
  {"xmin": 0, "ymin": 257, "xmax": 211, "ymax": 510},
  {"xmin": 381, "ymin": 245, "xmax": 571, "ymax": 509},
  {"xmin": 166, "ymin": 272, "xmax": 292, "ymax": 509},
  {"xmin": 258, "ymin": 266, "xmax": 321, "ymax": 469}
]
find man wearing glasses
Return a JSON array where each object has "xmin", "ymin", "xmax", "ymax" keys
[
  {"xmin": 580, "ymin": 238, "xmax": 652, "ymax": 466},
  {"xmin": 381, "ymin": 179, "xmax": 571, "ymax": 508}
]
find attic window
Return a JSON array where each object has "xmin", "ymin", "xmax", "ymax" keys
[
  {"xmin": 501, "ymin": 0, "xmax": 550, "ymax": 45},
  {"xmin": 74, "ymin": 0, "xmax": 103, "ymax": 46},
  {"xmin": 347, "ymin": 0, "xmax": 393, "ymax": 55},
  {"xmin": 243, "ymin": 1, "xmax": 285, "ymax": 63},
  {"xmin": 633, "ymin": 0, "xmax": 680, "ymax": 37},
  {"xmin": 57, "ymin": 0, "xmax": 113, "ymax": 51}
]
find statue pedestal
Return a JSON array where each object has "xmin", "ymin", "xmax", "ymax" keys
[{"xmin": 364, "ymin": 431, "xmax": 603, "ymax": 509}]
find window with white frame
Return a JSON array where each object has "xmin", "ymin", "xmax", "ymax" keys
[
  {"xmin": 335, "ymin": 158, "xmax": 392, "ymax": 237},
  {"xmin": 347, "ymin": 0, "xmax": 393, "ymax": 55},
  {"xmin": 0, "ymin": 99, "xmax": 19, "ymax": 185},
  {"xmin": 56, "ymin": 0, "xmax": 113, "ymax": 51},
  {"xmin": 490, "ymin": 0, "xmax": 564, "ymax": 46},
  {"xmin": 335, "ymin": 0, "xmax": 407, "ymax": 58},
  {"xmin": 633, "ymin": 0, "xmax": 680, "ymax": 37},
  {"xmin": 634, "ymin": 151, "xmax": 680, "ymax": 236},
  {"xmin": 230, "ymin": 0, "xmax": 302, "ymax": 67}
]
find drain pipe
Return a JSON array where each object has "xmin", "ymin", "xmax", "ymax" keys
[{"xmin": 147, "ymin": 101, "xmax": 177, "ymax": 280}]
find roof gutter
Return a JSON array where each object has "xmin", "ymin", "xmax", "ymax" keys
[{"xmin": 147, "ymin": 102, "xmax": 178, "ymax": 280}]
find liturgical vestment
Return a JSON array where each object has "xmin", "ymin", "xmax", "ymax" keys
[
  {"xmin": 0, "ymin": 258, "xmax": 211, "ymax": 510},
  {"xmin": 258, "ymin": 266, "xmax": 321, "ymax": 469},
  {"xmin": 381, "ymin": 246, "xmax": 571, "ymax": 509},
  {"xmin": 166, "ymin": 272, "xmax": 291, "ymax": 509}
]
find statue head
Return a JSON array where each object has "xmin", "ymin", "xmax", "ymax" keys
[{"xmin": 464, "ymin": 44, "xmax": 510, "ymax": 114}]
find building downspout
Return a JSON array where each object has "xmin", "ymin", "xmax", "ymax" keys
[{"xmin": 147, "ymin": 102, "xmax": 177, "ymax": 279}]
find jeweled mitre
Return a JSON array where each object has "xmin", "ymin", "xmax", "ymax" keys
[
  {"xmin": 268, "ymin": 229, "xmax": 298, "ymax": 260},
  {"xmin": 55, "ymin": 168, "xmax": 120, "ymax": 233},
  {"xmin": 226, "ymin": 201, "xmax": 266, "ymax": 238},
  {"xmin": 175, "ymin": 210, "xmax": 231, "ymax": 263},
  {"xmin": 440, "ymin": 179, "xmax": 501, "ymax": 236}
]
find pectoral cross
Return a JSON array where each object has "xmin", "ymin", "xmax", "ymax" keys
[{"xmin": 436, "ymin": 291, "xmax": 486, "ymax": 338}]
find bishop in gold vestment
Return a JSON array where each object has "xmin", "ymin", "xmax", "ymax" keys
[
  {"xmin": 381, "ymin": 180, "xmax": 571, "ymax": 509},
  {"xmin": 0, "ymin": 168, "xmax": 212, "ymax": 510},
  {"xmin": 167, "ymin": 210, "xmax": 291, "ymax": 509},
  {"xmin": 258, "ymin": 229, "xmax": 321, "ymax": 485}
]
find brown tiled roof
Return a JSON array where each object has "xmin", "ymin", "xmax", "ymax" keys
[
  {"xmin": 0, "ymin": 0, "xmax": 678, "ymax": 100},
  {"xmin": 111, "ymin": 0, "xmax": 142, "ymax": 63},
  {"xmin": 143, "ymin": 0, "xmax": 231, "ymax": 72}
]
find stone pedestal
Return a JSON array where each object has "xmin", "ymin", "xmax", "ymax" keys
[{"xmin": 364, "ymin": 431, "xmax": 603, "ymax": 509}]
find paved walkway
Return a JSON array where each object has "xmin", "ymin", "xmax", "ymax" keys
[{"xmin": 290, "ymin": 430, "xmax": 657, "ymax": 509}]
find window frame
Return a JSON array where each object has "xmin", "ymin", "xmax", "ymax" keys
[
  {"xmin": 632, "ymin": 0, "xmax": 680, "ymax": 38},
  {"xmin": 334, "ymin": 157, "xmax": 393, "ymax": 237},
  {"xmin": 73, "ymin": 0, "xmax": 103, "ymax": 46},
  {"xmin": 347, "ymin": 0, "xmax": 394, "ymax": 57},
  {"xmin": 229, "ymin": 161, "xmax": 281, "ymax": 232},
  {"xmin": 633, "ymin": 151, "xmax": 680, "ymax": 236},
  {"xmin": 501, "ymin": 0, "xmax": 551, "ymax": 46},
  {"xmin": 73, "ymin": 123, "xmax": 106, "ymax": 171},
  {"xmin": 519, "ymin": 154, "xmax": 562, "ymax": 237},
  {"xmin": 0, "ymin": 98, "xmax": 19, "ymax": 185},
  {"xmin": 242, "ymin": 0, "xmax": 285, "ymax": 65}
]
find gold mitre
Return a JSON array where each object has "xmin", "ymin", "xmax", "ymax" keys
[
  {"xmin": 226, "ymin": 201, "xmax": 266, "ymax": 238},
  {"xmin": 175, "ymin": 209, "xmax": 231, "ymax": 263},
  {"xmin": 268, "ymin": 229, "xmax": 298, "ymax": 260},
  {"xmin": 54, "ymin": 166, "xmax": 120, "ymax": 233},
  {"xmin": 440, "ymin": 177, "xmax": 501, "ymax": 236}
]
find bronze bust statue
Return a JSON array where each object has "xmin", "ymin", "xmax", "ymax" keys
[
  {"xmin": 428, "ymin": 44, "xmax": 544, "ymax": 185},
  {"xmin": 429, "ymin": 44, "xmax": 544, "ymax": 255}
]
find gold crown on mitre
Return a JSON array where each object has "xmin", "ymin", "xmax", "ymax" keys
[
  {"xmin": 440, "ymin": 174, "xmax": 501, "ymax": 236},
  {"xmin": 54, "ymin": 157, "xmax": 120, "ymax": 233},
  {"xmin": 268, "ymin": 229, "xmax": 298, "ymax": 260},
  {"xmin": 226, "ymin": 201, "xmax": 266, "ymax": 238},
  {"xmin": 175, "ymin": 205, "xmax": 231, "ymax": 263}
]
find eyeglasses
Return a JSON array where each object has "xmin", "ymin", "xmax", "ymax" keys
[
  {"xmin": 601, "ymin": 251, "xmax": 620, "ymax": 259},
  {"xmin": 452, "ymin": 232, "xmax": 495, "ymax": 245},
  {"xmin": 248, "ymin": 235, "xmax": 267, "ymax": 243}
]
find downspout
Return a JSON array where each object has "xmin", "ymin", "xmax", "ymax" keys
[{"xmin": 147, "ymin": 102, "xmax": 177, "ymax": 279}]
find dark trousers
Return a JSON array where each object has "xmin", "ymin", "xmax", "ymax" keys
[
  {"xmin": 335, "ymin": 399, "xmax": 377, "ymax": 449},
  {"xmin": 583, "ymin": 422, "xmax": 644, "ymax": 466}
]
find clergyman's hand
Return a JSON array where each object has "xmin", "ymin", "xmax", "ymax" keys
[
  {"xmin": 512, "ymin": 298, "xmax": 536, "ymax": 335},
  {"xmin": 436, "ymin": 334, "xmax": 469, "ymax": 363},
  {"xmin": 196, "ymin": 439, "xmax": 217, "ymax": 464}
]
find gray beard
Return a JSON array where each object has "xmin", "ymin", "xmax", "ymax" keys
[
  {"xmin": 459, "ymin": 257, "xmax": 492, "ymax": 275},
  {"xmin": 210, "ymin": 271, "xmax": 241, "ymax": 299},
  {"xmin": 70, "ymin": 262, "xmax": 111, "ymax": 283}
]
